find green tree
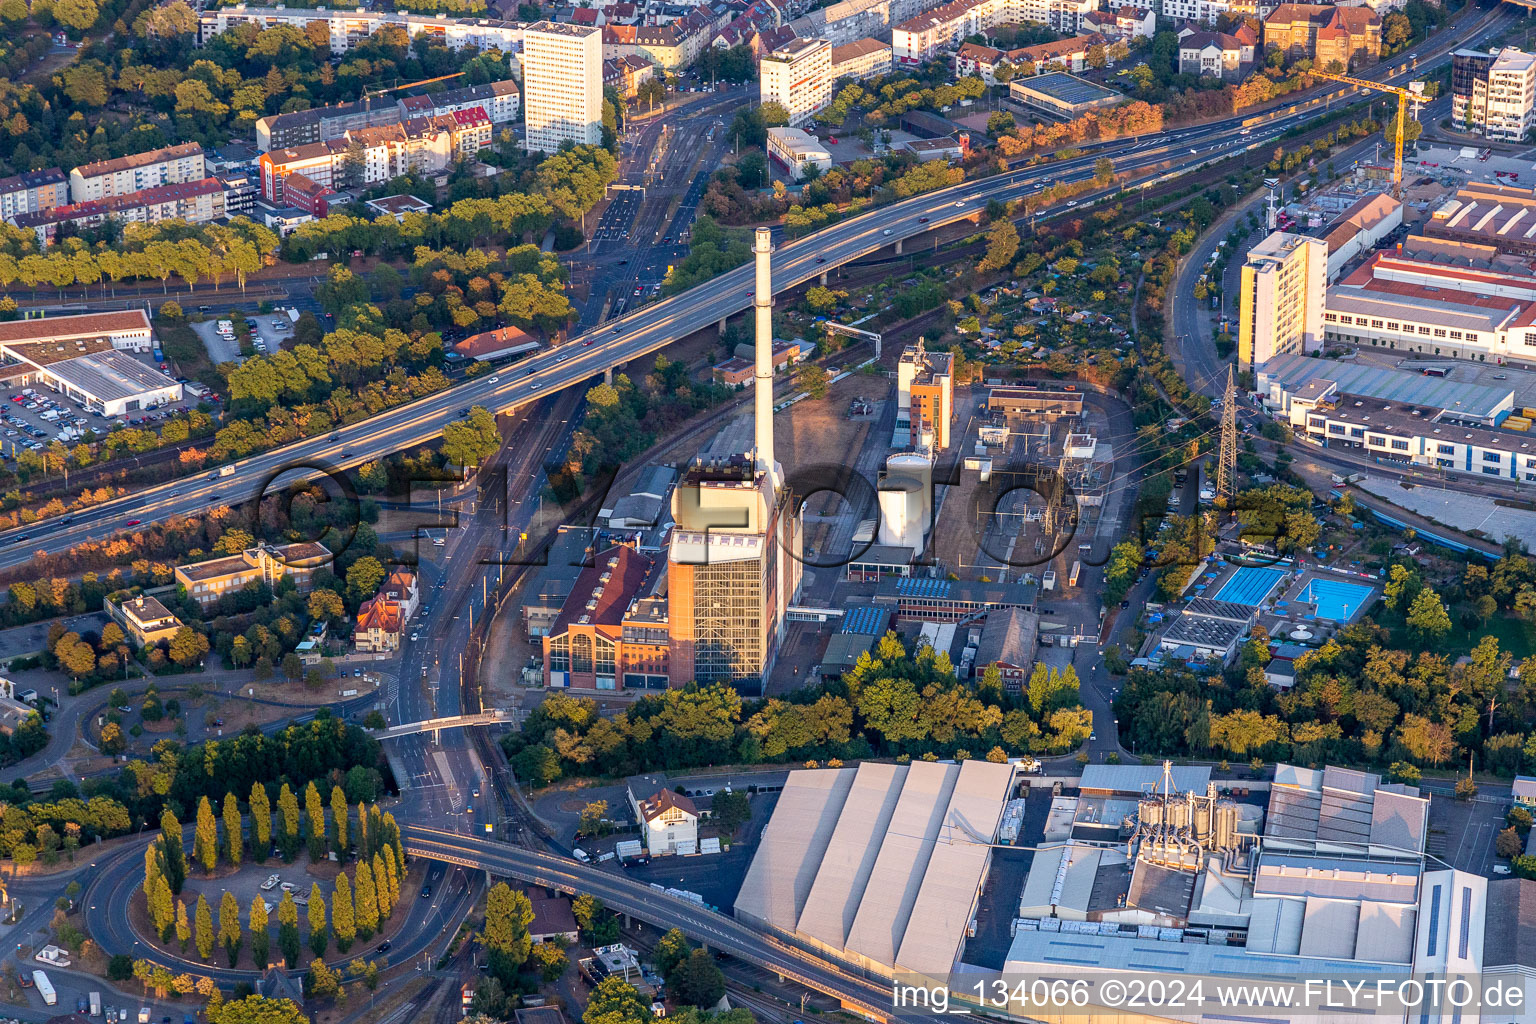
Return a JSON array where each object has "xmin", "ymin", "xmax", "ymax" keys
[
  {"xmin": 332, "ymin": 873, "xmax": 355, "ymax": 952},
  {"xmin": 440, "ymin": 407, "xmax": 502, "ymax": 468},
  {"xmin": 1497, "ymin": 826, "xmax": 1523, "ymax": 859},
  {"xmin": 175, "ymin": 899, "xmax": 191, "ymax": 950},
  {"xmin": 1406, "ymin": 587, "xmax": 1452, "ymax": 644},
  {"xmin": 224, "ymin": 791, "xmax": 244, "ymax": 866},
  {"xmin": 795, "ymin": 363, "xmax": 830, "ymax": 400},
  {"xmin": 251, "ymin": 782, "xmax": 272, "ymax": 861},
  {"xmin": 278, "ymin": 891, "xmax": 301, "ymax": 969},
  {"xmin": 482, "ymin": 882, "xmax": 534, "ymax": 987},
  {"xmin": 345, "ymin": 557, "xmax": 386, "ymax": 605},
  {"xmin": 278, "ymin": 783, "xmax": 301, "ymax": 861},
  {"xmin": 671, "ymin": 949, "xmax": 725, "ymax": 1008},
  {"xmin": 207, "ymin": 995, "xmax": 307, "ymax": 1024},
  {"xmin": 220, "ymin": 889, "xmax": 244, "ymax": 966},
  {"xmin": 583, "ymin": 976, "xmax": 650, "ymax": 1024},
  {"xmin": 331, "ymin": 784, "xmax": 349, "ymax": 857},
  {"xmin": 250, "ymin": 896, "xmax": 270, "ymax": 969},
  {"xmin": 655, "ymin": 928, "xmax": 691, "ymax": 978},
  {"xmin": 160, "ymin": 809, "xmax": 186, "ymax": 893},
  {"xmin": 978, "ymin": 218, "xmax": 1020, "ymax": 273},
  {"xmin": 307, "ymin": 885, "xmax": 328, "ymax": 957},
  {"xmin": 195, "ymin": 893, "xmax": 214, "ymax": 960},
  {"xmin": 195, "ymin": 795, "xmax": 219, "ymax": 873},
  {"xmin": 354, "ymin": 861, "xmax": 379, "ymax": 939},
  {"xmin": 304, "ymin": 782, "xmax": 326, "ymax": 862}
]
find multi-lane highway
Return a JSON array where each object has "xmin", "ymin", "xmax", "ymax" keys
[{"xmin": 0, "ymin": 106, "xmax": 1351, "ymax": 568}]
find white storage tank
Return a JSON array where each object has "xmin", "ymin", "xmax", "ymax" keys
[{"xmin": 878, "ymin": 452, "xmax": 932, "ymax": 554}]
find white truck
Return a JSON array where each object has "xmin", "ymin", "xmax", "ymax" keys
[
  {"xmin": 90, "ymin": 991, "xmax": 102, "ymax": 1017},
  {"xmin": 220, "ymin": 464, "xmax": 236, "ymax": 477},
  {"xmin": 1042, "ymin": 570, "xmax": 1057, "ymax": 591},
  {"xmin": 32, "ymin": 970, "xmax": 55, "ymax": 1006}
]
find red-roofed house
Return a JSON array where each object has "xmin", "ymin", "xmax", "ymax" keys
[
  {"xmin": 570, "ymin": 7, "xmax": 601, "ymax": 27},
  {"xmin": 1264, "ymin": 4, "xmax": 1380, "ymax": 68},
  {"xmin": 355, "ymin": 569, "xmax": 419, "ymax": 653},
  {"xmin": 628, "ymin": 786, "xmax": 699, "ymax": 855}
]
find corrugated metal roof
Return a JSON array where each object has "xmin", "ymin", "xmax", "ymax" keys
[
  {"xmin": 895, "ymin": 759, "xmax": 1015, "ymax": 976},
  {"xmin": 1260, "ymin": 353, "xmax": 1512, "ymax": 421},
  {"xmin": 733, "ymin": 768, "xmax": 856, "ymax": 932},
  {"xmin": 796, "ymin": 762, "xmax": 908, "ymax": 950},
  {"xmin": 844, "ymin": 761, "xmax": 960, "ymax": 968},
  {"xmin": 1079, "ymin": 764, "xmax": 1211, "ymax": 795}
]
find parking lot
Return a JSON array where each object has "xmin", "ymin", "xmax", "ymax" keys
[{"xmin": 190, "ymin": 308, "xmax": 295, "ymax": 365}]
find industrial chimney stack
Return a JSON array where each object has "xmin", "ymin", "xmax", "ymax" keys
[{"xmin": 753, "ymin": 227, "xmax": 777, "ymax": 490}]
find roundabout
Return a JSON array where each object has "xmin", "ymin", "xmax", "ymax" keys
[{"xmin": 84, "ymin": 833, "xmax": 479, "ymax": 986}]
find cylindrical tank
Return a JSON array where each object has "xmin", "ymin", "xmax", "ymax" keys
[
  {"xmin": 1139, "ymin": 797, "xmax": 1164, "ymax": 829},
  {"xmin": 1165, "ymin": 798, "xmax": 1189, "ymax": 831},
  {"xmin": 1215, "ymin": 799, "xmax": 1239, "ymax": 851},
  {"xmin": 878, "ymin": 453, "xmax": 932, "ymax": 554},
  {"xmin": 1194, "ymin": 801, "xmax": 1212, "ymax": 844}
]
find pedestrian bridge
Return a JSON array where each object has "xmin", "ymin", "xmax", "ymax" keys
[{"xmin": 375, "ymin": 710, "xmax": 518, "ymax": 739}]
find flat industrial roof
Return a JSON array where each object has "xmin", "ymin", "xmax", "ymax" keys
[
  {"xmin": 1080, "ymin": 764, "xmax": 1211, "ymax": 795},
  {"xmin": 1259, "ymin": 352, "xmax": 1513, "ymax": 422},
  {"xmin": 1011, "ymin": 71, "xmax": 1119, "ymax": 105},
  {"xmin": 43, "ymin": 349, "xmax": 179, "ymax": 402}
]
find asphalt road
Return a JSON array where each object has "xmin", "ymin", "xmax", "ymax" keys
[
  {"xmin": 0, "ymin": 96, "xmax": 1363, "ymax": 570},
  {"xmin": 402, "ymin": 825, "xmax": 907, "ymax": 1022}
]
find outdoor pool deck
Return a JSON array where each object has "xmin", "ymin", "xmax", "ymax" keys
[{"xmin": 1276, "ymin": 570, "xmax": 1381, "ymax": 625}]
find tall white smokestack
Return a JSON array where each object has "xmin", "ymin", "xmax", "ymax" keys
[{"xmin": 753, "ymin": 227, "xmax": 777, "ymax": 490}]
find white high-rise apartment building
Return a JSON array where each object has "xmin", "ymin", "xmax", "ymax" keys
[
  {"xmin": 1454, "ymin": 47, "xmax": 1536, "ymax": 141},
  {"xmin": 1239, "ymin": 231, "xmax": 1327, "ymax": 370},
  {"xmin": 522, "ymin": 22, "xmax": 604, "ymax": 155},
  {"xmin": 760, "ymin": 38, "xmax": 834, "ymax": 126}
]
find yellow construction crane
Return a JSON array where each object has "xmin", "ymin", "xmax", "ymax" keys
[{"xmin": 1308, "ymin": 71, "xmax": 1426, "ymax": 198}]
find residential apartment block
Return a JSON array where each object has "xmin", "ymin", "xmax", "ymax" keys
[
  {"xmin": 1263, "ymin": 4, "xmax": 1381, "ymax": 69},
  {"xmin": 893, "ymin": 0, "xmax": 1093, "ymax": 62},
  {"xmin": 199, "ymin": 5, "xmax": 525, "ymax": 55},
  {"xmin": 1238, "ymin": 230, "xmax": 1327, "ymax": 370},
  {"xmin": 524, "ymin": 22, "xmax": 604, "ymax": 153},
  {"xmin": 955, "ymin": 34, "xmax": 1104, "ymax": 80},
  {"xmin": 18, "ymin": 177, "xmax": 234, "ymax": 246},
  {"xmin": 175, "ymin": 542, "xmax": 332, "ymax": 608},
  {"xmin": 258, "ymin": 111, "xmax": 487, "ymax": 204},
  {"xmin": 603, "ymin": 54, "xmax": 656, "ymax": 99},
  {"xmin": 355, "ymin": 569, "xmax": 419, "ymax": 653},
  {"xmin": 255, "ymin": 97, "xmax": 407, "ymax": 154},
  {"xmin": 1082, "ymin": 6, "xmax": 1155, "ymax": 40},
  {"xmin": 1452, "ymin": 47, "xmax": 1536, "ymax": 141},
  {"xmin": 830, "ymin": 37, "xmax": 892, "ymax": 80},
  {"xmin": 760, "ymin": 37, "xmax": 834, "ymax": 125},
  {"xmin": 256, "ymin": 81, "xmax": 518, "ymax": 154},
  {"xmin": 601, "ymin": 7, "xmax": 723, "ymax": 69},
  {"xmin": 0, "ymin": 168, "xmax": 68, "ymax": 225},
  {"xmin": 69, "ymin": 143, "xmax": 206, "ymax": 204}
]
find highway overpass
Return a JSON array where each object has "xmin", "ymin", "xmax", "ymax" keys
[
  {"xmin": 0, "ymin": 9, "xmax": 1509, "ymax": 572},
  {"xmin": 402, "ymin": 825, "xmax": 903, "ymax": 1022}
]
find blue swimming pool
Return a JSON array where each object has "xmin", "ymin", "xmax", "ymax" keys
[
  {"xmin": 1214, "ymin": 565, "xmax": 1287, "ymax": 607},
  {"xmin": 1297, "ymin": 577, "xmax": 1375, "ymax": 621}
]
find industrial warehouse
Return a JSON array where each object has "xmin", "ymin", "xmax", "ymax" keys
[
  {"xmin": 734, "ymin": 758, "xmax": 1017, "ymax": 978},
  {"xmin": 729, "ymin": 758, "xmax": 1506, "ymax": 1024}
]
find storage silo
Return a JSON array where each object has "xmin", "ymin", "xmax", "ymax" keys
[{"xmin": 877, "ymin": 452, "xmax": 932, "ymax": 555}]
